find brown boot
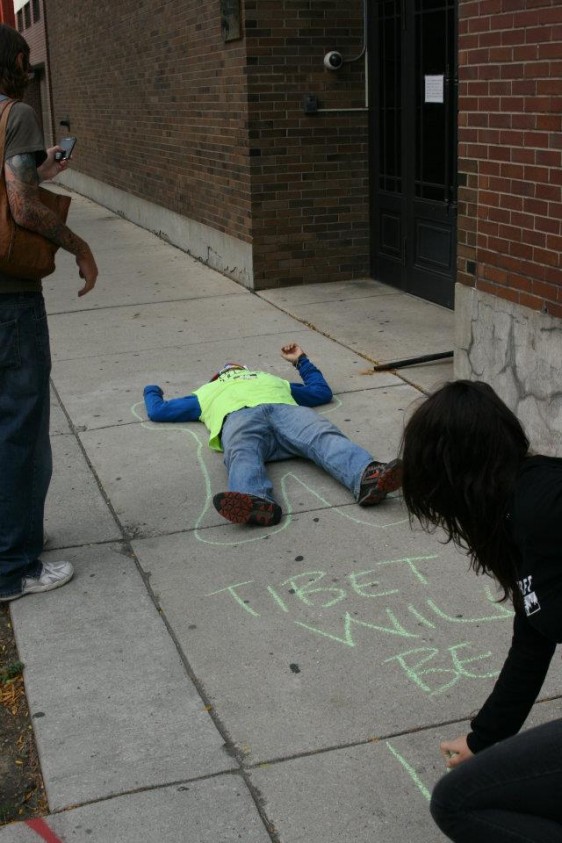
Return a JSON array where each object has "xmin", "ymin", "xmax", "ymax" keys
[{"xmin": 357, "ymin": 459, "xmax": 403, "ymax": 506}]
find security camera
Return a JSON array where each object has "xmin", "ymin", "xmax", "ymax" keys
[{"xmin": 323, "ymin": 51, "xmax": 344, "ymax": 71}]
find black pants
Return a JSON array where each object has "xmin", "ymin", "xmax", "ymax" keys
[{"xmin": 431, "ymin": 719, "xmax": 562, "ymax": 842}]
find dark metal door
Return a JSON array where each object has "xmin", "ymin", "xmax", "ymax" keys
[{"xmin": 370, "ymin": 0, "xmax": 457, "ymax": 309}]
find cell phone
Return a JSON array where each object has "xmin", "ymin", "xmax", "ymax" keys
[{"xmin": 55, "ymin": 136, "xmax": 77, "ymax": 161}]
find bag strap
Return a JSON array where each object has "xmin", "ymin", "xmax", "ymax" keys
[{"xmin": 0, "ymin": 99, "xmax": 15, "ymax": 168}]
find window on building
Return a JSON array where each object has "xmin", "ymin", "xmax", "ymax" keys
[
  {"xmin": 23, "ymin": 3, "xmax": 31, "ymax": 29},
  {"xmin": 16, "ymin": 10, "xmax": 24, "ymax": 31},
  {"xmin": 32, "ymin": 0, "xmax": 40, "ymax": 23}
]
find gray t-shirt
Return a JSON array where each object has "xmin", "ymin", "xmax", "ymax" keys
[{"xmin": 1, "ymin": 100, "xmax": 46, "ymax": 292}]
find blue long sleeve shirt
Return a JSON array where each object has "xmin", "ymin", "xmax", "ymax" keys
[{"xmin": 143, "ymin": 355, "xmax": 333, "ymax": 426}]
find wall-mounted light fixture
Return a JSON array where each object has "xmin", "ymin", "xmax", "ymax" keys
[{"xmin": 322, "ymin": 0, "xmax": 367, "ymax": 71}]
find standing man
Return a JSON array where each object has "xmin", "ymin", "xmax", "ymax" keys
[
  {"xmin": 0, "ymin": 25, "xmax": 98, "ymax": 601},
  {"xmin": 144, "ymin": 342, "xmax": 403, "ymax": 526}
]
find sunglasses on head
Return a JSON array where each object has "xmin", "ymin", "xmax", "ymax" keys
[{"xmin": 210, "ymin": 363, "xmax": 248, "ymax": 381}]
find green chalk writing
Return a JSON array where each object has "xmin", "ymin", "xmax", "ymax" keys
[
  {"xmin": 386, "ymin": 742, "xmax": 431, "ymax": 801},
  {"xmin": 384, "ymin": 642, "xmax": 498, "ymax": 695},
  {"xmin": 295, "ymin": 609, "xmax": 420, "ymax": 648}
]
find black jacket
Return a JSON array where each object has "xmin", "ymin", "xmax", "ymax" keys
[{"xmin": 468, "ymin": 455, "xmax": 562, "ymax": 752}]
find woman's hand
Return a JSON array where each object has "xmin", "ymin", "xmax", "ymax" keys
[{"xmin": 440, "ymin": 735, "xmax": 474, "ymax": 769}]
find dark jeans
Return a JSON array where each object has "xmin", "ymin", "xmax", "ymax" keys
[
  {"xmin": 431, "ymin": 719, "xmax": 562, "ymax": 842},
  {"xmin": 0, "ymin": 293, "xmax": 51, "ymax": 597}
]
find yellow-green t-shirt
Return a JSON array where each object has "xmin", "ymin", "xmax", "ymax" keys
[{"xmin": 194, "ymin": 369, "xmax": 297, "ymax": 451}]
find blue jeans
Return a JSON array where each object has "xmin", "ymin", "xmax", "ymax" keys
[
  {"xmin": 430, "ymin": 719, "xmax": 562, "ymax": 842},
  {"xmin": 220, "ymin": 404, "xmax": 374, "ymax": 502},
  {"xmin": 0, "ymin": 293, "xmax": 51, "ymax": 597}
]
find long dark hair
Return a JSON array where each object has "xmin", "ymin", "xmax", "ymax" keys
[
  {"xmin": 401, "ymin": 380, "xmax": 529, "ymax": 604},
  {"xmin": 0, "ymin": 25, "xmax": 30, "ymax": 99}
]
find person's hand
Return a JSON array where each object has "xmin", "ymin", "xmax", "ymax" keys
[
  {"xmin": 440, "ymin": 736, "xmax": 473, "ymax": 769},
  {"xmin": 281, "ymin": 342, "xmax": 305, "ymax": 364},
  {"xmin": 75, "ymin": 247, "xmax": 98, "ymax": 297},
  {"xmin": 37, "ymin": 146, "xmax": 68, "ymax": 182}
]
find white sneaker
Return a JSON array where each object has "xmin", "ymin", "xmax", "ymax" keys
[{"xmin": 0, "ymin": 561, "xmax": 74, "ymax": 602}]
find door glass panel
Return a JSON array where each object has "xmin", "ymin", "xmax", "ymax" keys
[
  {"xmin": 415, "ymin": 0, "xmax": 453, "ymax": 201},
  {"xmin": 378, "ymin": 0, "xmax": 402, "ymax": 193}
]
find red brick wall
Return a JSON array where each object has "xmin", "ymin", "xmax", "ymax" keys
[
  {"xmin": 245, "ymin": 0, "xmax": 368, "ymax": 289},
  {"xmin": 457, "ymin": 0, "xmax": 562, "ymax": 317},
  {"xmin": 20, "ymin": 0, "xmax": 47, "ymax": 66},
  {"xmin": 46, "ymin": 0, "xmax": 252, "ymax": 244},
  {"xmin": 0, "ymin": 0, "xmax": 15, "ymax": 27},
  {"xmin": 44, "ymin": 0, "xmax": 368, "ymax": 289}
]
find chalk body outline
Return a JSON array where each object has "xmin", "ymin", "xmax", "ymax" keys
[{"xmin": 131, "ymin": 399, "xmax": 407, "ymax": 545}]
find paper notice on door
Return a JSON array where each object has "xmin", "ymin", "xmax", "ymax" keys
[{"xmin": 425, "ymin": 75, "xmax": 444, "ymax": 104}]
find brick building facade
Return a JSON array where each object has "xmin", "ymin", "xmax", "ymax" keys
[
  {"xmin": 0, "ymin": 0, "xmax": 14, "ymax": 27},
  {"xmin": 455, "ymin": 0, "xmax": 562, "ymax": 455},
  {"xmin": 456, "ymin": 0, "xmax": 561, "ymax": 314},
  {"xmin": 14, "ymin": 0, "xmax": 53, "ymax": 143},
  {"xmin": 45, "ymin": 0, "xmax": 367, "ymax": 290},
  {"xmin": 41, "ymin": 0, "xmax": 561, "ymax": 452}
]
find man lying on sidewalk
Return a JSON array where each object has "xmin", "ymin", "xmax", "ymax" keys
[{"xmin": 143, "ymin": 342, "xmax": 403, "ymax": 526}]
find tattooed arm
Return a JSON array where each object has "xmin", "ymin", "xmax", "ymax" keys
[{"xmin": 4, "ymin": 152, "xmax": 98, "ymax": 296}]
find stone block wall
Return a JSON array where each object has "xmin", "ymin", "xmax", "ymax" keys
[{"xmin": 455, "ymin": 283, "xmax": 561, "ymax": 456}]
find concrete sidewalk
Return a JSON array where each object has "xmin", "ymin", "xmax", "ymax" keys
[{"xmin": 2, "ymin": 191, "xmax": 557, "ymax": 843}]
